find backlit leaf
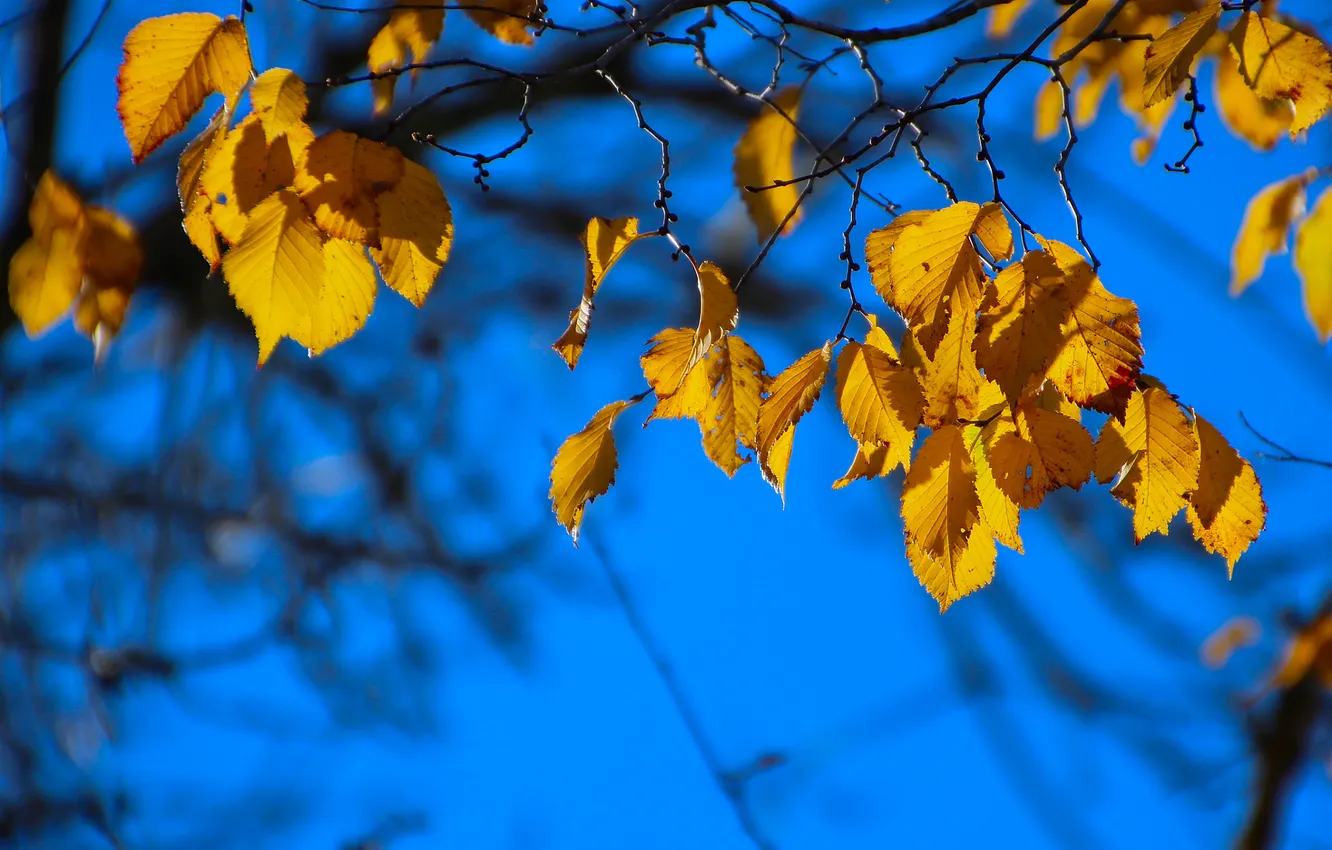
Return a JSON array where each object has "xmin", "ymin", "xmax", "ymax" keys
[
  {"xmin": 833, "ymin": 441, "xmax": 911, "ymax": 490},
  {"xmin": 918, "ymin": 308, "xmax": 983, "ymax": 428},
  {"xmin": 550, "ymin": 398, "xmax": 639, "ymax": 544},
  {"xmin": 902, "ymin": 424, "xmax": 981, "ymax": 567},
  {"xmin": 986, "ymin": 0, "xmax": 1031, "ymax": 39},
  {"xmin": 1035, "ymin": 80, "xmax": 1066, "ymax": 141},
  {"xmin": 1214, "ymin": 44, "xmax": 1292, "ymax": 151},
  {"xmin": 907, "ymin": 515, "xmax": 997, "ymax": 613},
  {"xmin": 296, "ymin": 130, "xmax": 406, "ymax": 246},
  {"xmin": 757, "ymin": 342, "xmax": 832, "ymax": 503},
  {"xmin": 641, "ymin": 328, "xmax": 710, "ymax": 421},
  {"xmin": 553, "ymin": 216, "xmax": 642, "ymax": 369},
  {"xmin": 466, "ymin": 0, "xmax": 537, "ymax": 46},
  {"xmin": 1230, "ymin": 10, "xmax": 1332, "ymax": 135},
  {"xmin": 370, "ymin": 159, "xmax": 453, "ymax": 306},
  {"xmin": 290, "ymin": 238, "xmax": 378, "ymax": 356},
  {"xmin": 116, "ymin": 12, "xmax": 252, "ymax": 162},
  {"xmin": 177, "ymin": 101, "xmax": 234, "ymax": 270},
  {"xmin": 1095, "ymin": 386, "xmax": 1200, "ymax": 542},
  {"xmin": 8, "ymin": 172, "xmax": 88, "ymax": 337},
  {"xmin": 1187, "ymin": 414, "xmax": 1266, "ymax": 574},
  {"xmin": 699, "ymin": 335, "xmax": 768, "ymax": 476},
  {"xmin": 968, "ymin": 420, "xmax": 1022, "ymax": 553},
  {"xmin": 692, "ymin": 261, "xmax": 739, "ymax": 370},
  {"xmin": 734, "ymin": 86, "xmax": 803, "ymax": 243},
  {"xmin": 250, "ymin": 68, "xmax": 308, "ymax": 143},
  {"xmin": 975, "ymin": 249, "xmax": 1071, "ymax": 408},
  {"xmin": 1293, "ymin": 186, "xmax": 1332, "ymax": 343},
  {"xmin": 1142, "ymin": 1, "xmax": 1220, "ymax": 108},
  {"xmin": 367, "ymin": 1, "xmax": 446, "ymax": 115},
  {"xmin": 221, "ymin": 189, "xmax": 324, "ymax": 365},
  {"xmin": 74, "ymin": 205, "xmax": 142, "ymax": 356},
  {"xmin": 988, "ymin": 402, "xmax": 1094, "ymax": 509},
  {"xmin": 834, "ymin": 339, "xmax": 922, "ymax": 466},
  {"xmin": 202, "ymin": 115, "xmax": 307, "ymax": 245},
  {"xmin": 864, "ymin": 209, "xmax": 934, "ymax": 306},
  {"xmin": 1230, "ymin": 168, "xmax": 1316, "ymax": 296}
]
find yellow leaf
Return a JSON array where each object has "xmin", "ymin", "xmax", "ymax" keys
[
  {"xmin": 367, "ymin": 1, "xmax": 446, "ymax": 115},
  {"xmin": 221, "ymin": 189, "xmax": 325, "ymax": 365},
  {"xmin": 1117, "ymin": 24, "xmax": 1179, "ymax": 164},
  {"xmin": 8, "ymin": 172, "xmax": 88, "ymax": 337},
  {"xmin": 975, "ymin": 249, "xmax": 1071, "ymax": 408},
  {"xmin": 73, "ymin": 285, "xmax": 132, "ymax": 359},
  {"xmin": 907, "ymin": 516, "xmax": 997, "ymax": 613},
  {"xmin": 290, "ymin": 238, "xmax": 378, "ymax": 356},
  {"xmin": 177, "ymin": 101, "xmax": 234, "ymax": 270},
  {"xmin": 1293, "ymin": 186, "xmax": 1332, "ymax": 343},
  {"xmin": 1270, "ymin": 614, "xmax": 1332, "ymax": 690},
  {"xmin": 918, "ymin": 308, "xmax": 983, "ymax": 428},
  {"xmin": 967, "ymin": 421, "xmax": 1022, "ymax": 553},
  {"xmin": 1230, "ymin": 10, "xmax": 1332, "ymax": 135},
  {"xmin": 1038, "ymin": 238, "xmax": 1142, "ymax": 417},
  {"xmin": 202, "ymin": 115, "xmax": 308, "ymax": 246},
  {"xmin": 466, "ymin": 0, "xmax": 537, "ymax": 46},
  {"xmin": 370, "ymin": 158, "xmax": 453, "ymax": 306},
  {"xmin": 692, "ymin": 261, "xmax": 739, "ymax": 370},
  {"xmin": 250, "ymin": 68, "xmax": 309, "ymax": 143},
  {"xmin": 987, "ymin": 402, "xmax": 1094, "ymax": 509},
  {"xmin": 296, "ymin": 130, "xmax": 405, "ymax": 246},
  {"xmin": 986, "ymin": 0, "xmax": 1032, "ymax": 39},
  {"xmin": 834, "ymin": 340, "xmax": 922, "ymax": 465},
  {"xmin": 641, "ymin": 328, "xmax": 708, "ymax": 421},
  {"xmin": 902, "ymin": 424, "xmax": 981, "ymax": 566},
  {"xmin": 888, "ymin": 201, "xmax": 1012, "ymax": 357},
  {"xmin": 1143, "ymin": 1, "xmax": 1221, "ymax": 108},
  {"xmin": 757, "ymin": 342, "xmax": 832, "ymax": 502},
  {"xmin": 549, "ymin": 398, "xmax": 639, "ymax": 544},
  {"xmin": 1095, "ymin": 386, "xmax": 1200, "ymax": 542},
  {"xmin": 833, "ymin": 441, "xmax": 913, "ymax": 490},
  {"xmin": 82, "ymin": 206, "xmax": 143, "ymax": 300},
  {"xmin": 1230, "ymin": 168, "xmax": 1316, "ymax": 296},
  {"xmin": 368, "ymin": 24, "xmax": 407, "ymax": 117},
  {"xmin": 699, "ymin": 335, "xmax": 768, "ymax": 476},
  {"xmin": 1214, "ymin": 38, "xmax": 1293, "ymax": 151},
  {"xmin": 1034, "ymin": 80, "xmax": 1066, "ymax": 141},
  {"xmin": 116, "ymin": 12, "xmax": 252, "ymax": 162},
  {"xmin": 553, "ymin": 216, "xmax": 642, "ymax": 369},
  {"xmin": 864, "ymin": 209, "xmax": 935, "ymax": 309},
  {"xmin": 1200, "ymin": 615, "xmax": 1261, "ymax": 669},
  {"xmin": 1187, "ymin": 414, "xmax": 1266, "ymax": 574},
  {"xmin": 734, "ymin": 86, "xmax": 803, "ymax": 243}
]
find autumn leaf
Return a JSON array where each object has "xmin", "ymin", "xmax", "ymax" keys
[
  {"xmin": 1095, "ymin": 386, "xmax": 1200, "ymax": 542},
  {"xmin": 177, "ymin": 101, "xmax": 234, "ymax": 270},
  {"xmin": 467, "ymin": 0, "xmax": 538, "ymax": 46},
  {"xmin": 888, "ymin": 201, "xmax": 1012, "ymax": 357},
  {"xmin": 289, "ymin": 239, "xmax": 378, "ymax": 356},
  {"xmin": 691, "ymin": 261, "xmax": 739, "ymax": 371},
  {"xmin": 908, "ymin": 517, "xmax": 998, "ymax": 613},
  {"xmin": 1230, "ymin": 168, "xmax": 1316, "ymax": 297},
  {"xmin": 1142, "ymin": 1, "xmax": 1220, "ymax": 108},
  {"xmin": 734, "ymin": 86, "xmax": 804, "ymax": 243},
  {"xmin": 202, "ymin": 115, "xmax": 308, "ymax": 245},
  {"xmin": 918, "ymin": 308, "xmax": 983, "ymax": 428},
  {"xmin": 1269, "ymin": 614, "xmax": 1332, "ymax": 690},
  {"xmin": 550, "ymin": 398, "xmax": 640, "ymax": 544},
  {"xmin": 116, "ymin": 12, "xmax": 252, "ymax": 162},
  {"xmin": 250, "ymin": 68, "xmax": 309, "ymax": 143},
  {"xmin": 902, "ymin": 425, "xmax": 983, "ymax": 601},
  {"xmin": 757, "ymin": 343, "xmax": 832, "ymax": 503},
  {"xmin": 1293, "ymin": 186, "xmax": 1332, "ymax": 343},
  {"xmin": 367, "ymin": 1, "xmax": 446, "ymax": 115},
  {"xmin": 975, "ymin": 249, "xmax": 1070, "ymax": 408},
  {"xmin": 1230, "ymin": 10, "xmax": 1332, "ymax": 136},
  {"xmin": 864, "ymin": 209, "xmax": 934, "ymax": 307},
  {"xmin": 698, "ymin": 335, "xmax": 768, "ymax": 477},
  {"xmin": 75, "ymin": 207, "xmax": 143, "ymax": 358},
  {"xmin": 834, "ymin": 339, "xmax": 922, "ymax": 466},
  {"xmin": 221, "ymin": 189, "xmax": 325, "ymax": 365},
  {"xmin": 1214, "ymin": 45, "xmax": 1292, "ymax": 151},
  {"xmin": 8, "ymin": 172, "xmax": 89, "ymax": 337},
  {"xmin": 370, "ymin": 158, "xmax": 453, "ymax": 306},
  {"xmin": 296, "ymin": 130, "xmax": 406, "ymax": 246},
  {"xmin": 553, "ymin": 217, "xmax": 642, "ymax": 369},
  {"xmin": 987, "ymin": 402, "xmax": 1094, "ymax": 509},
  {"xmin": 1034, "ymin": 80, "xmax": 1066, "ymax": 142},
  {"xmin": 986, "ymin": 0, "xmax": 1031, "ymax": 39},
  {"xmin": 1187, "ymin": 414, "xmax": 1266, "ymax": 574},
  {"xmin": 968, "ymin": 419, "xmax": 1023, "ymax": 553},
  {"xmin": 641, "ymin": 328, "xmax": 710, "ymax": 421}
]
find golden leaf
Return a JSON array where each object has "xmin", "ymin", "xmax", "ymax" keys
[
  {"xmin": 986, "ymin": 0, "xmax": 1032, "ymax": 39},
  {"xmin": 1230, "ymin": 10, "xmax": 1332, "ymax": 135},
  {"xmin": 8, "ymin": 172, "xmax": 89, "ymax": 337},
  {"xmin": 1095, "ymin": 386, "xmax": 1200, "ymax": 542},
  {"xmin": 987, "ymin": 402, "xmax": 1094, "ymax": 509},
  {"xmin": 177, "ymin": 101, "xmax": 234, "ymax": 270},
  {"xmin": 1293, "ymin": 186, "xmax": 1332, "ymax": 343},
  {"xmin": 975, "ymin": 249, "xmax": 1071, "ymax": 408},
  {"xmin": 1035, "ymin": 80, "xmax": 1066, "ymax": 141},
  {"xmin": 699, "ymin": 335, "xmax": 768, "ymax": 477},
  {"xmin": 834, "ymin": 339, "xmax": 922, "ymax": 466},
  {"xmin": 968, "ymin": 421, "xmax": 1022, "ymax": 553},
  {"xmin": 550, "ymin": 398, "xmax": 639, "ymax": 544},
  {"xmin": 691, "ymin": 261, "xmax": 739, "ymax": 370},
  {"xmin": 202, "ymin": 115, "xmax": 308, "ymax": 246},
  {"xmin": 553, "ymin": 217, "xmax": 642, "ymax": 369},
  {"xmin": 757, "ymin": 342, "xmax": 832, "ymax": 503},
  {"xmin": 833, "ymin": 441, "xmax": 912, "ymax": 490},
  {"xmin": 466, "ymin": 0, "xmax": 538, "ymax": 46},
  {"xmin": 250, "ymin": 68, "xmax": 309, "ymax": 143},
  {"xmin": 1142, "ymin": 1, "xmax": 1221, "ymax": 108},
  {"xmin": 81, "ymin": 206, "xmax": 143, "ymax": 306},
  {"xmin": 1230, "ymin": 168, "xmax": 1316, "ymax": 296},
  {"xmin": 370, "ymin": 159, "xmax": 453, "ymax": 306},
  {"xmin": 221, "ymin": 189, "xmax": 325, "ymax": 365},
  {"xmin": 888, "ymin": 201, "xmax": 1012, "ymax": 357},
  {"xmin": 296, "ymin": 130, "xmax": 406, "ymax": 246},
  {"xmin": 902, "ymin": 424, "xmax": 981, "ymax": 566},
  {"xmin": 917, "ymin": 308, "xmax": 983, "ymax": 428},
  {"xmin": 1270, "ymin": 615, "xmax": 1332, "ymax": 690},
  {"xmin": 907, "ymin": 516, "xmax": 997, "ymax": 613},
  {"xmin": 1214, "ymin": 40, "xmax": 1292, "ymax": 151},
  {"xmin": 1187, "ymin": 414, "xmax": 1266, "ymax": 574},
  {"xmin": 641, "ymin": 328, "xmax": 709, "ymax": 421},
  {"xmin": 864, "ymin": 209, "xmax": 934, "ymax": 309},
  {"xmin": 289, "ymin": 239, "xmax": 378, "ymax": 356},
  {"xmin": 734, "ymin": 86, "xmax": 803, "ymax": 243},
  {"xmin": 116, "ymin": 12, "xmax": 252, "ymax": 162},
  {"xmin": 367, "ymin": 1, "xmax": 446, "ymax": 115}
]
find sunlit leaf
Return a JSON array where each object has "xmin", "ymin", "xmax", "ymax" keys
[
  {"xmin": 202, "ymin": 115, "xmax": 309, "ymax": 245},
  {"xmin": 250, "ymin": 68, "xmax": 309, "ymax": 143},
  {"xmin": 987, "ymin": 401, "xmax": 1094, "ymax": 509},
  {"xmin": 907, "ymin": 515, "xmax": 997, "ymax": 613},
  {"xmin": 367, "ymin": 1, "xmax": 446, "ymax": 115},
  {"xmin": 986, "ymin": 0, "xmax": 1032, "ymax": 39},
  {"xmin": 1293, "ymin": 186, "xmax": 1332, "ymax": 343},
  {"xmin": 466, "ymin": 0, "xmax": 537, "ymax": 46},
  {"xmin": 691, "ymin": 261, "xmax": 739, "ymax": 370},
  {"xmin": 1230, "ymin": 168, "xmax": 1316, "ymax": 296},
  {"xmin": 734, "ymin": 86, "xmax": 803, "ymax": 243},
  {"xmin": 1142, "ymin": 1, "xmax": 1220, "ymax": 108},
  {"xmin": 296, "ymin": 130, "xmax": 406, "ymax": 246},
  {"xmin": 699, "ymin": 335, "xmax": 768, "ymax": 477},
  {"xmin": 968, "ymin": 418, "xmax": 1023, "ymax": 553},
  {"xmin": 553, "ymin": 217, "xmax": 642, "ymax": 369},
  {"xmin": 289, "ymin": 238, "xmax": 378, "ymax": 357},
  {"xmin": 864, "ymin": 209, "xmax": 934, "ymax": 307},
  {"xmin": 1230, "ymin": 10, "xmax": 1332, "ymax": 135},
  {"xmin": 975, "ymin": 249, "xmax": 1071, "ymax": 408},
  {"xmin": 902, "ymin": 424, "xmax": 981, "ymax": 573},
  {"xmin": 1214, "ymin": 43, "xmax": 1292, "ymax": 151},
  {"xmin": 1035, "ymin": 80, "xmax": 1066, "ymax": 141},
  {"xmin": 757, "ymin": 342, "xmax": 832, "ymax": 503},
  {"xmin": 8, "ymin": 172, "xmax": 88, "ymax": 337},
  {"xmin": 370, "ymin": 158, "xmax": 453, "ymax": 306},
  {"xmin": 1187, "ymin": 413, "xmax": 1266, "ymax": 574},
  {"xmin": 550, "ymin": 398, "xmax": 640, "ymax": 544},
  {"xmin": 834, "ymin": 339, "xmax": 921, "ymax": 466},
  {"xmin": 177, "ymin": 101, "xmax": 234, "ymax": 270},
  {"xmin": 918, "ymin": 307, "xmax": 983, "ymax": 428}
]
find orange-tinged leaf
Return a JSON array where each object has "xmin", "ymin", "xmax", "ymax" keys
[
  {"xmin": 834, "ymin": 340, "xmax": 922, "ymax": 468},
  {"xmin": 918, "ymin": 308, "xmax": 983, "ymax": 428},
  {"xmin": 553, "ymin": 216, "xmax": 642, "ymax": 369},
  {"xmin": 221, "ymin": 189, "xmax": 325, "ymax": 365},
  {"xmin": 1230, "ymin": 168, "xmax": 1315, "ymax": 296},
  {"xmin": 466, "ymin": 0, "xmax": 537, "ymax": 46},
  {"xmin": 902, "ymin": 424, "xmax": 981, "ymax": 566},
  {"xmin": 907, "ymin": 515, "xmax": 997, "ymax": 613},
  {"xmin": 1187, "ymin": 414, "xmax": 1266, "ymax": 574},
  {"xmin": 1201, "ymin": 615, "xmax": 1261, "ymax": 669},
  {"xmin": 367, "ymin": 1, "xmax": 446, "ymax": 115},
  {"xmin": 290, "ymin": 238, "xmax": 378, "ymax": 356},
  {"xmin": 296, "ymin": 130, "xmax": 405, "ymax": 246},
  {"xmin": 968, "ymin": 422, "xmax": 1022, "ymax": 553},
  {"xmin": 1095, "ymin": 386, "xmax": 1200, "ymax": 542},
  {"xmin": 202, "ymin": 115, "xmax": 307, "ymax": 245},
  {"xmin": 370, "ymin": 159, "xmax": 453, "ymax": 306},
  {"xmin": 757, "ymin": 343, "xmax": 832, "ymax": 502},
  {"xmin": 1270, "ymin": 615, "xmax": 1332, "ymax": 690},
  {"xmin": 986, "ymin": 0, "xmax": 1031, "ymax": 39},
  {"xmin": 1230, "ymin": 10, "xmax": 1332, "ymax": 135},
  {"xmin": 250, "ymin": 68, "xmax": 308, "ymax": 143},
  {"xmin": 698, "ymin": 335, "xmax": 767, "ymax": 476},
  {"xmin": 550, "ymin": 398, "xmax": 639, "ymax": 544},
  {"xmin": 1214, "ymin": 42, "xmax": 1292, "ymax": 151},
  {"xmin": 734, "ymin": 86, "xmax": 803, "ymax": 243},
  {"xmin": 889, "ymin": 201, "xmax": 1012, "ymax": 357},
  {"xmin": 116, "ymin": 12, "xmax": 252, "ymax": 162},
  {"xmin": 692, "ymin": 261, "xmax": 739, "ymax": 369},
  {"xmin": 1142, "ymin": 1, "xmax": 1221, "ymax": 108},
  {"xmin": 864, "ymin": 209, "xmax": 934, "ymax": 306},
  {"xmin": 641, "ymin": 328, "xmax": 707, "ymax": 421},
  {"xmin": 988, "ymin": 403, "xmax": 1094, "ymax": 509},
  {"xmin": 1293, "ymin": 186, "xmax": 1332, "ymax": 343},
  {"xmin": 8, "ymin": 172, "xmax": 88, "ymax": 337},
  {"xmin": 82, "ymin": 206, "xmax": 143, "ymax": 297},
  {"xmin": 976, "ymin": 249, "xmax": 1071, "ymax": 408},
  {"xmin": 1039, "ymin": 238, "xmax": 1142, "ymax": 417}
]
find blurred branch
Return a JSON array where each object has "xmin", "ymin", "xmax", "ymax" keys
[{"xmin": 1240, "ymin": 412, "xmax": 1332, "ymax": 470}]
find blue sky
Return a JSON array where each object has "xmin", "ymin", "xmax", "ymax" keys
[{"xmin": 2, "ymin": 1, "xmax": 1331, "ymax": 848}]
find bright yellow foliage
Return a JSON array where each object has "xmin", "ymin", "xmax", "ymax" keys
[
  {"xmin": 864, "ymin": 209, "xmax": 934, "ymax": 306},
  {"xmin": 1230, "ymin": 10, "xmax": 1332, "ymax": 136},
  {"xmin": 692, "ymin": 261, "xmax": 739, "ymax": 370},
  {"xmin": 549, "ymin": 399, "xmax": 640, "ymax": 544},
  {"xmin": 1142, "ymin": 1, "xmax": 1221, "ymax": 108},
  {"xmin": 985, "ymin": 0, "xmax": 1031, "ymax": 39},
  {"xmin": 369, "ymin": 159, "xmax": 454, "ymax": 307},
  {"xmin": 289, "ymin": 239, "xmax": 379, "ymax": 356},
  {"xmin": 466, "ymin": 0, "xmax": 538, "ymax": 46},
  {"xmin": 1230, "ymin": 168, "xmax": 1316, "ymax": 296},
  {"xmin": 733, "ymin": 86, "xmax": 804, "ymax": 243},
  {"xmin": 988, "ymin": 403, "xmax": 1094, "ymax": 510},
  {"xmin": 907, "ymin": 519, "xmax": 997, "ymax": 614},
  {"xmin": 1095, "ymin": 386, "xmax": 1200, "ymax": 543},
  {"xmin": 553, "ymin": 217, "xmax": 644, "ymax": 369},
  {"xmin": 1186, "ymin": 414, "xmax": 1266, "ymax": 574},
  {"xmin": 250, "ymin": 68, "xmax": 309, "ymax": 143},
  {"xmin": 1293, "ymin": 187, "xmax": 1332, "ymax": 343},
  {"xmin": 367, "ymin": 1, "xmax": 446, "ymax": 115},
  {"xmin": 1214, "ymin": 45, "xmax": 1292, "ymax": 151},
  {"xmin": 202, "ymin": 115, "xmax": 308, "ymax": 245},
  {"xmin": 641, "ymin": 328, "xmax": 707, "ymax": 420},
  {"xmin": 757, "ymin": 343, "xmax": 832, "ymax": 503},
  {"xmin": 917, "ymin": 308, "xmax": 983, "ymax": 428},
  {"xmin": 968, "ymin": 419, "xmax": 1023, "ymax": 554},
  {"xmin": 975, "ymin": 249, "xmax": 1067, "ymax": 408},
  {"xmin": 116, "ymin": 13, "xmax": 252, "ymax": 162},
  {"xmin": 834, "ymin": 340, "xmax": 922, "ymax": 467},
  {"xmin": 1034, "ymin": 80, "xmax": 1065, "ymax": 142},
  {"xmin": 902, "ymin": 425, "xmax": 990, "ymax": 610},
  {"xmin": 296, "ymin": 130, "xmax": 406, "ymax": 246},
  {"xmin": 178, "ymin": 102, "xmax": 234, "ymax": 270}
]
